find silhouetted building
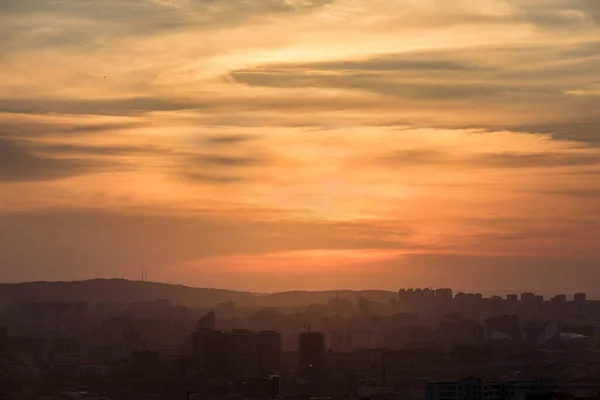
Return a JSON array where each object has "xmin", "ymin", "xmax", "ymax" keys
[
  {"xmin": 192, "ymin": 324, "xmax": 281, "ymax": 380},
  {"xmin": 507, "ymin": 294, "xmax": 518, "ymax": 303},
  {"xmin": 0, "ymin": 326, "xmax": 7, "ymax": 354},
  {"xmin": 437, "ymin": 320, "xmax": 484, "ymax": 350},
  {"xmin": 132, "ymin": 350, "xmax": 163, "ymax": 379},
  {"xmin": 521, "ymin": 292, "xmax": 535, "ymax": 303},
  {"xmin": 132, "ymin": 350, "xmax": 159, "ymax": 369},
  {"xmin": 574, "ymin": 293, "xmax": 587, "ymax": 303},
  {"xmin": 257, "ymin": 331, "xmax": 282, "ymax": 376},
  {"xmin": 426, "ymin": 378, "xmax": 558, "ymax": 400},
  {"xmin": 358, "ymin": 297, "xmax": 380, "ymax": 316},
  {"xmin": 436, "ymin": 288, "xmax": 453, "ymax": 303},
  {"xmin": 244, "ymin": 375, "xmax": 280, "ymax": 398},
  {"xmin": 15, "ymin": 301, "xmax": 87, "ymax": 335},
  {"xmin": 192, "ymin": 329, "xmax": 228, "ymax": 377},
  {"xmin": 485, "ymin": 315, "xmax": 521, "ymax": 341},
  {"xmin": 196, "ymin": 310, "xmax": 216, "ymax": 331},
  {"xmin": 552, "ymin": 295, "xmax": 567, "ymax": 303},
  {"xmin": 227, "ymin": 329, "xmax": 259, "ymax": 379},
  {"xmin": 299, "ymin": 331, "xmax": 326, "ymax": 376}
]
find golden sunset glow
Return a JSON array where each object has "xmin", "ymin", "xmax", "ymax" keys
[{"xmin": 1, "ymin": 0, "xmax": 600, "ymax": 292}]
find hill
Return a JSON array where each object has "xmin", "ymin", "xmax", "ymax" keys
[{"xmin": 0, "ymin": 279, "xmax": 396, "ymax": 308}]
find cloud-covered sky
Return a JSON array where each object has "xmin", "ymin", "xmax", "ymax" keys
[{"xmin": 1, "ymin": 0, "xmax": 600, "ymax": 293}]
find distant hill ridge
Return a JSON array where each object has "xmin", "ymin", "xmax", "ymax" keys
[{"xmin": 0, "ymin": 279, "xmax": 396, "ymax": 308}]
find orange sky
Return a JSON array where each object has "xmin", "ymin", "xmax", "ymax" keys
[{"xmin": 1, "ymin": 0, "xmax": 600, "ymax": 293}]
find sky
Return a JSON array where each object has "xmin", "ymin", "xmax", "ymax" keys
[{"xmin": 1, "ymin": 0, "xmax": 600, "ymax": 293}]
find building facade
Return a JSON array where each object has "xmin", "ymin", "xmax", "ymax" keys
[
  {"xmin": 426, "ymin": 378, "xmax": 558, "ymax": 400},
  {"xmin": 299, "ymin": 331, "xmax": 327, "ymax": 376}
]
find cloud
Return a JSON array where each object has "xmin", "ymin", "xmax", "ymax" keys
[
  {"xmin": 259, "ymin": 56, "xmax": 484, "ymax": 72},
  {"xmin": 0, "ymin": 138, "xmax": 101, "ymax": 182},
  {"xmin": 511, "ymin": 0, "xmax": 600, "ymax": 28},
  {"xmin": 2, "ymin": 206, "xmax": 597, "ymax": 292},
  {"xmin": 202, "ymin": 134, "xmax": 256, "ymax": 146},
  {"xmin": 230, "ymin": 43, "xmax": 600, "ymax": 98},
  {"xmin": 491, "ymin": 120, "xmax": 600, "ymax": 146},
  {"xmin": 536, "ymin": 188, "xmax": 600, "ymax": 199},
  {"xmin": 182, "ymin": 172, "xmax": 248, "ymax": 184},
  {"xmin": 374, "ymin": 149, "xmax": 600, "ymax": 170},
  {"xmin": 191, "ymin": 154, "xmax": 264, "ymax": 167},
  {"xmin": 0, "ymin": 119, "xmax": 137, "ymax": 139},
  {"xmin": 0, "ymin": 0, "xmax": 335, "ymax": 50},
  {"xmin": 477, "ymin": 151, "xmax": 600, "ymax": 168},
  {"xmin": 0, "ymin": 208, "xmax": 413, "ymax": 283},
  {"xmin": 229, "ymin": 41, "xmax": 600, "ymax": 144},
  {"xmin": 0, "ymin": 97, "xmax": 204, "ymax": 116},
  {"xmin": 33, "ymin": 143, "xmax": 173, "ymax": 157},
  {"xmin": 176, "ymin": 152, "xmax": 268, "ymax": 184}
]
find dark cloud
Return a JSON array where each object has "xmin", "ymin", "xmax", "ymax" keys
[
  {"xmin": 173, "ymin": 149, "xmax": 269, "ymax": 185},
  {"xmin": 230, "ymin": 41, "xmax": 600, "ymax": 145},
  {"xmin": 458, "ymin": 217, "xmax": 600, "ymax": 241},
  {"xmin": 511, "ymin": 0, "xmax": 600, "ymax": 28},
  {"xmin": 0, "ymin": 138, "xmax": 101, "ymax": 182},
  {"xmin": 494, "ymin": 121, "xmax": 600, "ymax": 146},
  {"xmin": 536, "ymin": 188, "xmax": 600, "ymax": 199},
  {"xmin": 0, "ymin": 94, "xmax": 393, "ymax": 117},
  {"xmin": 231, "ymin": 69, "xmax": 529, "ymax": 101},
  {"xmin": 182, "ymin": 172, "xmax": 248, "ymax": 184},
  {"xmin": 377, "ymin": 149, "xmax": 450, "ymax": 166},
  {"xmin": 375, "ymin": 149, "xmax": 600, "ymax": 169},
  {"xmin": 34, "ymin": 143, "xmax": 173, "ymax": 157},
  {"xmin": 202, "ymin": 134, "xmax": 256, "ymax": 146},
  {"xmin": 478, "ymin": 151, "xmax": 600, "ymax": 168},
  {"xmin": 263, "ymin": 56, "xmax": 483, "ymax": 72},
  {"xmin": 0, "ymin": 97, "xmax": 205, "ymax": 116},
  {"xmin": 230, "ymin": 58, "xmax": 568, "ymax": 100},
  {"xmin": 191, "ymin": 154, "xmax": 265, "ymax": 167},
  {"xmin": 0, "ymin": 0, "xmax": 334, "ymax": 48},
  {"xmin": 0, "ymin": 119, "xmax": 137, "ymax": 139},
  {"xmin": 0, "ymin": 208, "xmax": 412, "ymax": 282}
]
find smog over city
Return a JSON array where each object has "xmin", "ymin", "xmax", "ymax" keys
[{"xmin": 1, "ymin": 0, "xmax": 600, "ymax": 398}]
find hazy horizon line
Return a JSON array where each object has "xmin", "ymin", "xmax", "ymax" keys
[{"xmin": 0, "ymin": 277, "xmax": 593, "ymax": 298}]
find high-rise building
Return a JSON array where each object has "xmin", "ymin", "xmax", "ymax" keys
[
  {"xmin": 426, "ymin": 378, "xmax": 558, "ymax": 400},
  {"xmin": 0, "ymin": 326, "xmax": 7, "ymax": 354},
  {"xmin": 437, "ymin": 320, "xmax": 484, "ymax": 350},
  {"xmin": 574, "ymin": 293, "xmax": 587, "ymax": 303},
  {"xmin": 244, "ymin": 376, "xmax": 280, "ymax": 398},
  {"xmin": 196, "ymin": 310, "xmax": 216, "ymax": 331},
  {"xmin": 398, "ymin": 289, "xmax": 407, "ymax": 300},
  {"xmin": 227, "ymin": 329, "xmax": 259, "ymax": 379},
  {"xmin": 16, "ymin": 301, "xmax": 87, "ymax": 335},
  {"xmin": 520, "ymin": 293, "xmax": 536, "ymax": 312},
  {"xmin": 192, "ymin": 329, "xmax": 228, "ymax": 377},
  {"xmin": 192, "ymin": 323, "xmax": 282, "ymax": 380},
  {"xmin": 534, "ymin": 295, "xmax": 544, "ymax": 303},
  {"xmin": 299, "ymin": 332, "xmax": 326, "ymax": 376},
  {"xmin": 257, "ymin": 331, "xmax": 282, "ymax": 377},
  {"xmin": 506, "ymin": 294, "xmax": 518, "ymax": 303},
  {"xmin": 521, "ymin": 293, "xmax": 535, "ymax": 303},
  {"xmin": 485, "ymin": 315, "xmax": 521, "ymax": 340},
  {"xmin": 435, "ymin": 288, "xmax": 453, "ymax": 303},
  {"xmin": 552, "ymin": 294, "xmax": 567, "ymax": 303},
  {"xmin": 422, "ymin": 288, "xmax": 436, "ymax": 302}
]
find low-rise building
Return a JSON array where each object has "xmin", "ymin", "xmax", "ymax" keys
[{"xmin": 426, "ymin": 378, "xmax": 558, "ymax": 400}]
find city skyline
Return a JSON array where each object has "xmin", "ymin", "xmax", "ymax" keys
[
  {"xmin": 1, "ymin": 279, "xmax": 600, "ymax": 302},
  {"xmin": 3, "ymin": 278, "xmax": 600, "ymax": 398},
  {"xmin": 2, "ymin": 0, "xmax": 600, "ymax": 290}
]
